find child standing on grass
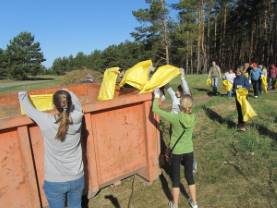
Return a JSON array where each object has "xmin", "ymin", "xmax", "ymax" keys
[
  {"xmin": 223, "ymin": 69, "xmax": 236, "ymax": 97},
  {"xmin": 250, "ymin": 63, "xmax": 262, "ymax": 98},
  {"xmin": 233, "ymin": 68, "xmax": 251, "ymax": 131},
  {"xmin": 208, "ymin": 61, "xmax": 222, "ymax": 95},
  {"xmin": 153, "ymin": 90, "xmax": 197, "ymax": 208},
  {"xmin": 18, "ymin": 89, "xmax": 84, "ymax": 208}
]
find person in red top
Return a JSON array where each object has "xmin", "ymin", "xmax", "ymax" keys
[{"xmin": 268, "ymin": 64, "xmax": 277, "ymax": 90}]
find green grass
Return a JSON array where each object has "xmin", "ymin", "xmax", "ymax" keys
[
  {"xmin": 0, "ymin": 75, "xmax": 62, "ymax": 93},
  {"xmin": 88, "ymin": 75, "xmax": 277, "ymax": 208},
  {"xmin": 1, "ymin": 74, "xmax": 276, "ymax": 207}
]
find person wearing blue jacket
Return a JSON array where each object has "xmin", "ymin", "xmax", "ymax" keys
[
  {"xmin": 233, "ymin": 67, "xmax": 250, "ymax": 131},
  {"xmin": 250, "ymin": 63, "xmax": 262, "ymax": 97}
]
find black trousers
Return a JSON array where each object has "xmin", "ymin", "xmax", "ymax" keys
[
  {"xmin": 171, "ymin": 152, "xmax": 194, "ymax": 187},
  {"xmin": 252, "ymin": 80, "xmax": 260, "ymax": 96},
  {"xmin": 235, "ymin": 98, "xmax": 245, "ymax": 127}
]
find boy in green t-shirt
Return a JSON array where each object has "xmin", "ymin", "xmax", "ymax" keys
[{"xmin": 152, "ymin": 89, "xmax": 198, "ymax": 208}]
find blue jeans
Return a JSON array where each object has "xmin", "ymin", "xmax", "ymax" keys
[
  {"xmin": 227, "ymin": 90, "xmax": 233, "ymax": 97},
  {"xmin": 43, "ymin": 176, "xmax": 84, "ymax": 208}
]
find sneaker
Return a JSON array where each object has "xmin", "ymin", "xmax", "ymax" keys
[
  {"xmin": 239, "ymin": 127, "xmax": 246, "ymax": 132},
  {"xmin": 168, "ymin": 201, "xmax": 177, "ymax": 208},
  {"xmin": 188, "ymin": 198, "xmax": 198, "ymax": 208}
]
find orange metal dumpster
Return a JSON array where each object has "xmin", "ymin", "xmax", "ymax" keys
[{"xmin": 0, "ymin": 83, "xmax": 161, "ymax": 208}]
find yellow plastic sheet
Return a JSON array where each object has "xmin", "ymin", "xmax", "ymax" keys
[
  {"xmin": 119, "ymin": 60, "xmax": 152, "ymax": 90},
  {"xmin": 97, "ymin": 67, "xmax": 120, "ymax": 101},
  {"xmin": 243, "ymin": 72, "xmax": 249, "ymax": 78},
  {"xmin": 236, "ymin": 88, "xmax": 257, "ymax": 122},
  {"xmin": 20, "ymin": 94, "xmax": 53, "ymax": 115},
  {"xmin": 140, "ymin": 64, "xmax": 180, "ymax": 93},
  {"xmin": 222, "ymin": 80, "xmax": 233, "ymax": 92},
  {"xmin": 206, "ymin": 78, "xmax": 212, "ymax": 87},
  {"xmin": 261, "ymin": 75, "xmax": 268, "ymax": 94}
]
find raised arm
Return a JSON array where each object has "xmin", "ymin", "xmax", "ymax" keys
[
  {"xmin": 18, "ymin": 91, "xmax": 48, "ymax": 126},
  {"xmin": 152, "ymin": 98, "xmax": 177, "ymax": 124},
  {"xmin": 66, "ymin": 90, "xmax": 83, "ymax": 124},
  {"xmin": 68, "ymin": 90, "xmax": 82, "ymax": 112},
  {"xmin": 165, "ymin": 84, "xmax": 178, "ymax": 103},
  {"xmin": 180, "ymin": 68, "xmax": 191, "ymax": 95}
]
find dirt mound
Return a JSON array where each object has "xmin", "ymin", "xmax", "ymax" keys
[{"xmin": 61, "ymin": 69, "xmax": 103, "ymax": 85}]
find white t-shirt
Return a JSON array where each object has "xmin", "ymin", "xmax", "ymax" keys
[{"xmin": 224, "ymin": 72, "xmax": 236, "ymax": 84}]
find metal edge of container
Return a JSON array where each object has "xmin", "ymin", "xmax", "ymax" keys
[{"xmin": 0, "ymin": 92, "xmax": 154, "ymax": 131}]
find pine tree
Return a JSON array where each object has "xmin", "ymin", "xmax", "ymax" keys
[
  {"xmin": 6, "ymin": 32, "xmax": 45, "ymax": 80},
  {"xmin": 131, "ymin": 0, "xmax": 170, "ymax": 65},
  {"xmin": 0, "ymin": 48, "xmax": 8, "ymax": 79}
]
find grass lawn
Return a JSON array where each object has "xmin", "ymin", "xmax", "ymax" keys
[
  {"xmin": 1, "ymin": 74, "xmax": 276, "ymax": 208},
  {"xmin": 88, "ymin": 75, "xmax": 277, "ymax": 208},
  {"xmin": 0, "ymin": 75, "xmax": 62, "ymax": 93}
]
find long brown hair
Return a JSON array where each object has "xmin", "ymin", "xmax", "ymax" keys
[{"xmin": 53, "ymin": 90, "xmax": 72, "ymax": 141}]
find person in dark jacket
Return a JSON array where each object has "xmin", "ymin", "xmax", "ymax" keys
[
  {"xmin": 250, "ymin": 63, "xmax": 262, "ymax": 98},
  {"xmin": 233, "ymin": 67, "xmax": 251, "ymax": 131}
]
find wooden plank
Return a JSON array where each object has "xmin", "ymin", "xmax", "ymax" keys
[{"xmin": 17, "ymin": 126, "xmax": 42, "ymax": 208}]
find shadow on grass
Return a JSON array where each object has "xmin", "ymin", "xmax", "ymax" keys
[
  {"xmin": 105, "ymin": 195, "xmax": 122, "ymax": 208},
  {"xmin": 202, "ymin": 106, "xmax": 237, "ymax": 128},
  {"xmin": 203, "ymin": 106, "xmax": 277, "ymax": 141},
  {"xmin": 194, "ymin": 87, "xmax": 225, "ymax": 97},
  {"xmin": 25, "ymin": 77, "xmax": 55, "ymax": 81}
]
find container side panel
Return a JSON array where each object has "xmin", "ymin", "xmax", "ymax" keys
[
  {"xmin": 28, "ymin": 126, "xmax": 48, "ymax": 207},
  {"xmin": 0, "ymin": 130, "xmax": 35, "ymax": 208},
  {"xmin": 93, "ymin": 104, "xmax": 147, "ymax": 183}
]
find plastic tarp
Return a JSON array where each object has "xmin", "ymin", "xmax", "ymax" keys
[
  {"xmin": 97, "ymin": 67, "xmax": 120, "ymax": 101},
  {"xmin": 20, "ymin": 94, "xmax": 53, "ymax": 115},
  {"xmin": 140, "ymin": 64, "xmax": 180, "ymax": 93},
  {"xmin": 207, "ymin": 78, "xmax": 212, "ymax": 87},
  {"xmin": 236, "ymin": 88, "xmax": 257, "ymax": 122},
  {"xmin": 261, "ymin": 75, "xmax": 268, "ymax": 94},
  {"xmin": 119, "ymin": 60, "xmax": 152, "ymax": 90}
]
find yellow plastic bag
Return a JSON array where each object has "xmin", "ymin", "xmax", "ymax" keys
[
  {"xmin": 119, "ymin": 60, "xmax": 152, "ymax": 90},
  {"xmin": 261, "ymin": 75, "xmax": 268, "ymax": 94},
  {"xmin": 140, "ymin": 64, "xmax": 180, "ymax": 93},
  {"xmin": 243, "ymin": 72, "xmax": 249, "ymax": 78},
  {"xmin": 97, "ymin": 67, "xmax": 120, "ymax": 101},
  {"xmin": 20, "ymin": 94, "xmax": 53, "ymax": 115},
  {"xmin": 222, "ymin": 80, "xmax": 233, "ymax": 92},
  {"xmin": 236, "ymin": 88, "xmax": 257, "ymax": 122},
  {"xmin": 206, "ymin": 78, "xmax": 212, "ymax": 87}
]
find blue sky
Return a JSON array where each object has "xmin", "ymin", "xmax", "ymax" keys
[{"xmin": 0, "ymin": 0, "xmax": 177, "ymax": 67}]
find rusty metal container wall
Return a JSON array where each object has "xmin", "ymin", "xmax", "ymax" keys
[{"xmin": 0, "ymin": 84, "xmax": 161, "ymax": 208}]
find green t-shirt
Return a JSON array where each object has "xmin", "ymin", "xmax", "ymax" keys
[{"xmin": 152, "ymin": 99, "xmax": 196, "ymax": 154}]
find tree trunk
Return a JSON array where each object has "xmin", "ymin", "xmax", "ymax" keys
[{"xmin": 161, "ymin": 0, "xmax": 170, "ymax": 64}]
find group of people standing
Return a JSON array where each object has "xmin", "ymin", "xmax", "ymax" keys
[
  {"xmin": 208, "ymin": 61, "xmax": 276, "ymax": 132},
  {"xmin": 208, "ymin": 61, "xmax": 277, "ymax": 98}
]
